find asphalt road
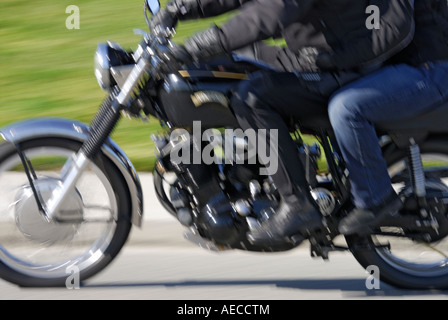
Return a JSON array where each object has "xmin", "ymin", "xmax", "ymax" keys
[{"xmin": 1, "ymin": 174, "xmax": 448, "ymax": 300}]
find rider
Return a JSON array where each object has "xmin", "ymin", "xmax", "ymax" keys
[
  {"xmin": 151, "ymin": 0, "xmax": 415, "ymax": 245},
  {"xmin": 327, "ymin": 0, "xmax": 448, "ymax": 236}
]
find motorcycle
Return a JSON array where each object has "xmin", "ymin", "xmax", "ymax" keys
[{"xmin": 1, "ymin": 0, "xmax": 448, "ymax": 290}]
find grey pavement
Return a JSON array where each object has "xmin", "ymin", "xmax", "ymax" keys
[
  {"xmin": 2, "ymin": 222, "xmax": 448, "ymax": 300},
  {"xmin": 1, "ymin": 173, "xmax": 448, "ymax": 300}
]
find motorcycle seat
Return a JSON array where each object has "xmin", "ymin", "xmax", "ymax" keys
[
  {"xmin": 376, "ymin": 100, "xmax": 448, "ymax": 133},
  {"xmin": 297, "ymin": 100, "xmax": 448, "ymax": 134}
]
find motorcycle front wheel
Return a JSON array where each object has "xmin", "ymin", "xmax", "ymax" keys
[
  {"xmin": 0, "ymin": 137, "xmax": 132, "ymax": 287},
  {"xmin": 347, "ymin": 139, "xmax": 448, "ymax": 290}
]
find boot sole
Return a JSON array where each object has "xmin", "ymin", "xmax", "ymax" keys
[
  {"xmin": 339, "ymin": 199, "xmax": 403, "ymax": 236},
  {"xmin": 247, "ymin": 220, "xmax": 323, "ymax": 247}
]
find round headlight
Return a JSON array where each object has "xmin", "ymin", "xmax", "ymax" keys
[{"xmin": 94, "ymin": 43, "xmax": 112, "ymax": 91}]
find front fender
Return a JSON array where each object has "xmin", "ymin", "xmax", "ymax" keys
[{"xmin": 0, "ymin": 117, "xmax": 144, "ymax": 227}]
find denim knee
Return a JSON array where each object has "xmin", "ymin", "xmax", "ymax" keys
[{"xmin": 328, "ymin": 92, "xmax": 355, "ymax": 131}]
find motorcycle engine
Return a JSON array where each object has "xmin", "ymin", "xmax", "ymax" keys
[
  {"xmin": 156, "ymin": 133, "xmax": 335, "ymax": 251},
  {"xmin": 195, "ymin": 168, "xmax": 280, "ymax": 249},
  {"xmin": 169, "ymin": 161, "xmax": 280, "ymax": 249}
]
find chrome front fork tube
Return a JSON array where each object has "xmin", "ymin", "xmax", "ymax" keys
[
  {"xmin": 44, "ymin": 152, "xmax": 90, "ymax": 221},
  {"xmin": 43, "ymin": 56, "xmax": 150, "ymax": 221}
]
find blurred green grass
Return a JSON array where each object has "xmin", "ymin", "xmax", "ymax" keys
[
  {"xmin": 0, "ymin": 0, "xmax": 230, "ymax": 171},
  {"xmin": 0, "ymin": 0, "xmax": 321, "ymax": 172}
]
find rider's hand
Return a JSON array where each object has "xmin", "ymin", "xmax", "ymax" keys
[
  {"xmin": 150, "ymin": 0, "xmax": 201, "ymax": 31},
  {"xmin": 149, "ymin": 8, "xmax": 178, "ymax": 31},
  {"xmin": 184, "ymin": 26, "xmax": 227, "ymax": 61},
  {"xmin": 163, "ymin": 26, "xmax": 227, "ymax": 68},
  {"xmin": 170, "ymin": 43, "xmax": 194, "ymax": 65}
]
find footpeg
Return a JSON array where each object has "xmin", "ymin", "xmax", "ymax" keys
[
  {"xmin": 290, "ymin": 234, "xmax": 305, "ymax": 246},
  {"xmin": 309, "ymin": 235, "xmax": 349, "ymax": 260}
]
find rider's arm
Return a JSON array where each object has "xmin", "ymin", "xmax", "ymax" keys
[
  {"xmin": 181, "ymin": 0, "xmax": 314, "ymax": 62},
  {"xmin": 151, "ymin": 0, "xmax": 251, "ymax": 29},
  {"xmin": 328, "ymin": 0, "xmax": 415, "ymax": 71},
  {"xmin": 218, "ymin": 0, "xmax": 315, "ymax": 51},
  {"xmin": 198, "ymin": 0, "xmax": 251, "ymax": 18}
]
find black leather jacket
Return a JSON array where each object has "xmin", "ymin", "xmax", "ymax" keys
[
  {"xmin": 194, "ymin": 0, "xmax": 415, "ymax": 72},
  {"xmin": 393, "ymin": 0, "xmax": 448, "ymax": 65}
]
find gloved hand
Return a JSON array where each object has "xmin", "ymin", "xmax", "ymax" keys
[
  {"xmin": 316, "ymin": 52, "xmax": 337, "ymax": 71},
  {"xmin": 167, "ymin": 26, "xmax": 227, "ymax": 67},
  {"xmin": 150, "ymin": 0, "xmax": 201, "ymax": 30},
  {"xmin": 183, "ymin": 26, "xmax": 227, "ymax": 61},
  {"xmin": 169, "ymin": 43, "xmax": 193, "ymax": 65}
]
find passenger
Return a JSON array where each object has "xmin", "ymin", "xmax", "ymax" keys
[{"xmin": 328, "ymin": 0, "xmax": 448, "ymax": 235}]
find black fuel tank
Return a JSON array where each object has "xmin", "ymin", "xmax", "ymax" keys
[{"xmin": 157, "ymin": 71, "xmax": 244, "ymax": 129}]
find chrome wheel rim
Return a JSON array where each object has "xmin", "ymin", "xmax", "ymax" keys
[
  {"xmin": 0, "ymin": 146, "xmax": 118, "ymax": 279},
  {"xmin": 375, "ymin": 153, "xmax": 448, "ymax": 277}
]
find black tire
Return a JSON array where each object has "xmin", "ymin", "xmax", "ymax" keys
[
  {"xmin": 347, "ymin": 139, "xmax": 448, "ymax": 290},
  {"xmin": 0, "ymin": 138, "xmax": 132, "ymax": 287}
]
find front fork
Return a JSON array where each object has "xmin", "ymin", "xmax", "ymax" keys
[
  {"xmin": 27, "ymin": 57, "xmax": 150, "ymax": 221},
  {"xmin": 44, "ymin": 96, "xmax": 122, "ymax": 220}
]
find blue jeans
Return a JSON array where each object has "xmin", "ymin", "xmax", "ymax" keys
[{"xmin": 328, "ymin": 61, "xmax": 448, "ymax": 209}]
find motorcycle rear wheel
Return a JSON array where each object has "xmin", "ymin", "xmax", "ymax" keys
[
  {"xmin": 0, "ymin": 137, "xmax": 132, "ymax": 287},
  {"xmin": 347, "ymin": 139, "xmax": 448, "ymax": 290}
]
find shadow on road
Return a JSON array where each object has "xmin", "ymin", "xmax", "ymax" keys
[{"xmin": 83, "ymin": 278, "xmax": 448, "ymax": 298}]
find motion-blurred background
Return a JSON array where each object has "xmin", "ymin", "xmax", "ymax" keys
[{"xmin": 0, "ymin": 0, "xmax": 230, "ymax": 171}]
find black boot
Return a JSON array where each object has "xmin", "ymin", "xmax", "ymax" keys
[
  {"xmin": 339, "ymin": 191, "xmax": 403, "ymax": 236},
  {"xmin": 247, "ymin": 194, "xmax": 323, "ymax": 246}
]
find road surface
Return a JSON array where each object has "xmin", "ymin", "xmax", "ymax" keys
[{"xmin": 0, "ymin": 174, "xmax": 447, "ymax": 300}]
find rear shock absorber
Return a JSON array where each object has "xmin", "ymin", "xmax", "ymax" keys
[{"xmin": 408, "ymin": 138, "xmax": 428, "ymax": 216}]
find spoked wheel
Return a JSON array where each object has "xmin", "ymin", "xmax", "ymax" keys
[
  {"xmin": 347, "ymin": 141, "xmax": 448, "ymax": 290},
  {"xmin": 0, "ymin": 138, "xmax": 132, "ymax": 287}
]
